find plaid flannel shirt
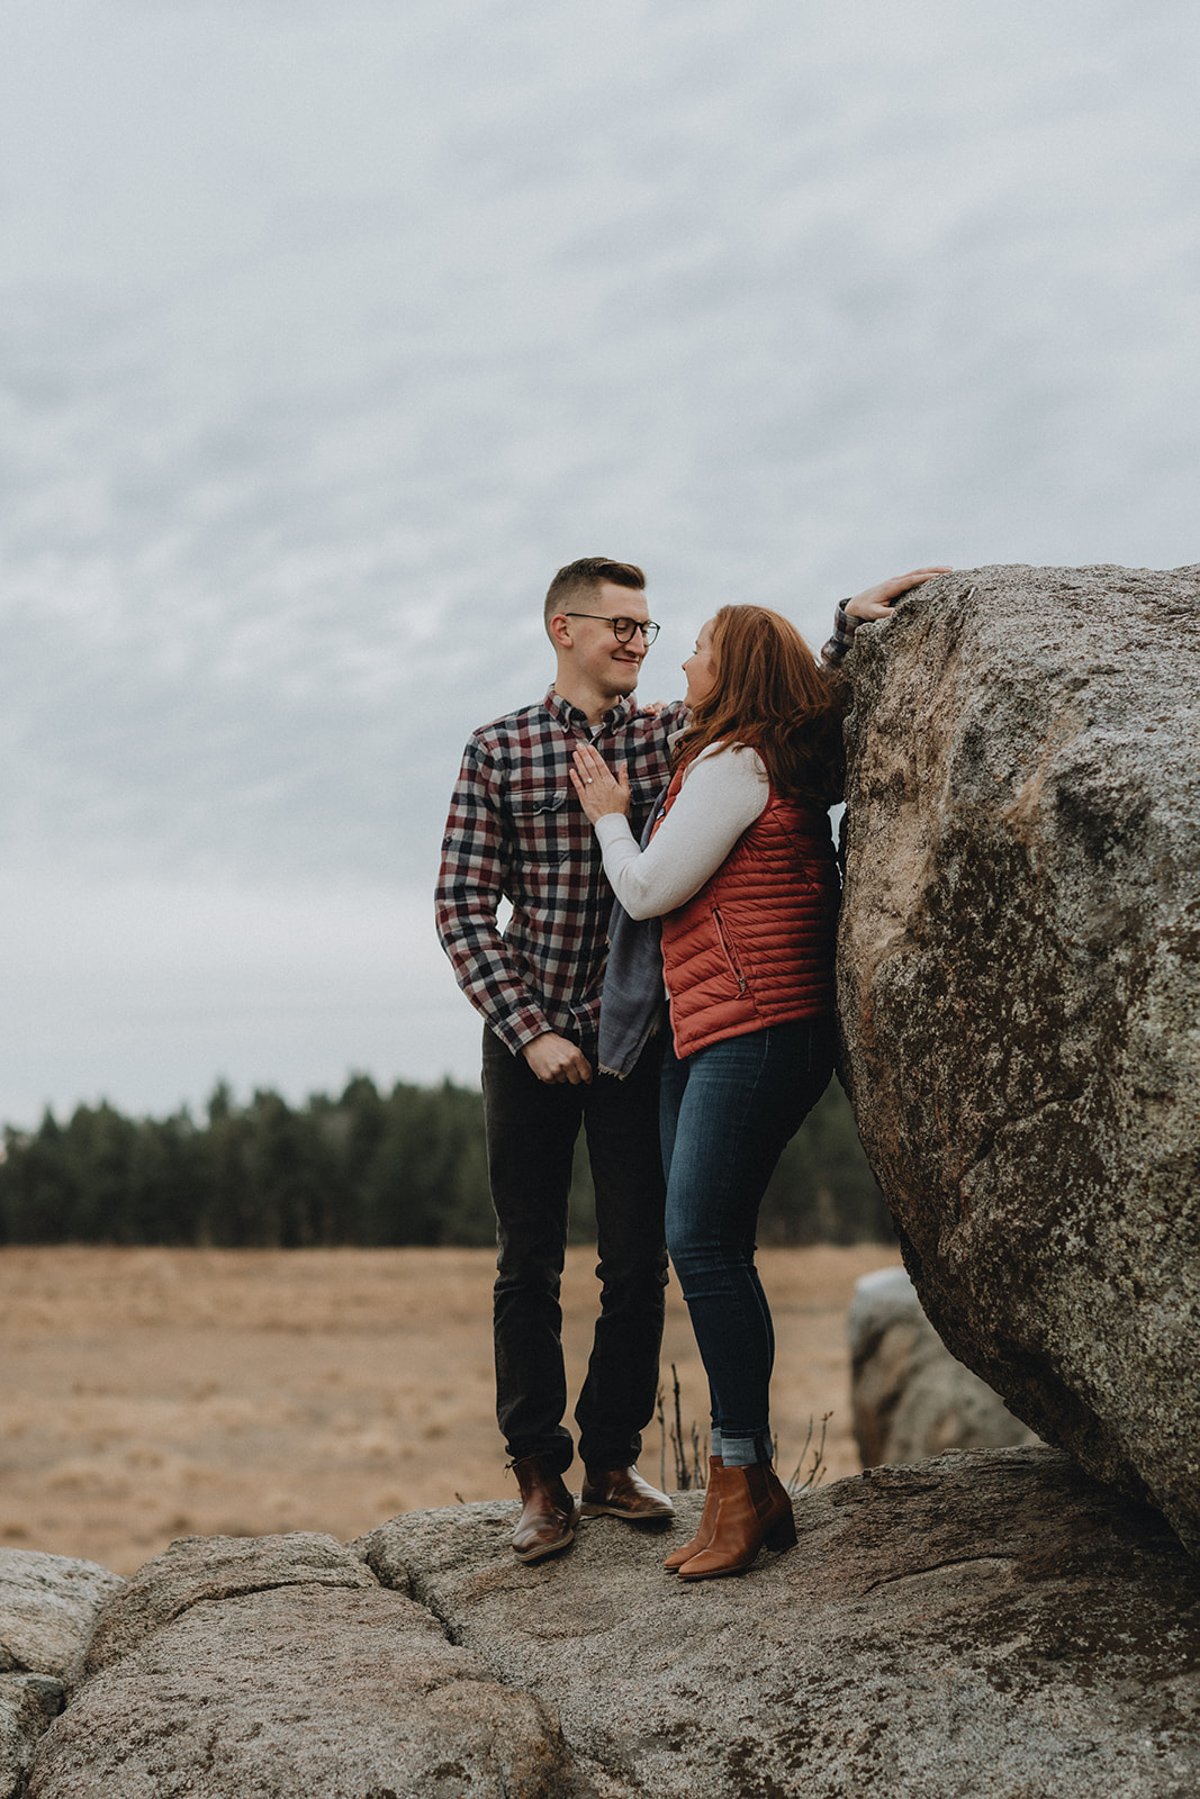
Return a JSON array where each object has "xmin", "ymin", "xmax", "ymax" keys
[
  {"xmin": 436, "ymin": 691, "xmax": 689, "ymax": 1054},
  {"xmin": 435, "ymin": 606, "xmax": 857, "ymax": 1056}
]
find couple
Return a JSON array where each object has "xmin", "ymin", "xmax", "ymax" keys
[{"xmin": 435, "ymin": 555, "xmax": 944, "ymax": 1579}]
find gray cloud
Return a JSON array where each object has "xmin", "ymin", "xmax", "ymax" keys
[{"xmin": 2, "ymin": 0, "xmax": 1198, "ymax": 1115}]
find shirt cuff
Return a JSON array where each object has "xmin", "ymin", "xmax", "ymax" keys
[
  {"xmin": 491, "ymin": 1002, "xmax": 555, "ymax": 1056},
  {"xmin": 820, "ymin": 599, "xmax": 859, "ymax": 666}
]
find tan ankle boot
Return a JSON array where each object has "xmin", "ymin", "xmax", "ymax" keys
[
  {"xmin": 677, "ymin": 1462, "xmax": 796, "ymax": 1580},
  {"xmin": 663, "ymin": 1457, "xmax": 724, "ymax": 1571}
]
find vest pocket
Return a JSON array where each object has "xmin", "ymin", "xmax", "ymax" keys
[{"xmin": 712, "ymin": 906, "xmax": 747, "ymax": 996}]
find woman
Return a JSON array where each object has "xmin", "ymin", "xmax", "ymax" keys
[{"xmin": 570, "ymin": 570, "xmax": 944, "ymax": 1580}]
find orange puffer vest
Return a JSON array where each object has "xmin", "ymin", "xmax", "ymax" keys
[{"xmin": 656, "ymin": 763, "xmax": 840, "ymax": 1059}]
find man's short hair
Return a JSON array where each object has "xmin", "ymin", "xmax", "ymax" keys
[{"xmin": 543, "ymin": 558, "xmax": 646, "ymax": 632}]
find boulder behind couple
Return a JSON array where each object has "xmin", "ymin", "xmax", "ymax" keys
[{"xmin": 837, "ymin": 561, "xmax": 1200, "ymax": 1553}]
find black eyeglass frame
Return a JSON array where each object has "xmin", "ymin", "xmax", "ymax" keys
[{"xmin": 560, "ymin": 612, "xmax": 660, "ymax": 645}]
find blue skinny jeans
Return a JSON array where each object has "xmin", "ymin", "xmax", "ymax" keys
[{"xmin": 660, "ymin": 1017, "xmax": 835, "ymax": 1463}]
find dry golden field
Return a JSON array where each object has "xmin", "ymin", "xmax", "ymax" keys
[{"xmin": 0, "ymin": 1244, "xmax": 899, "ymax": 1574}]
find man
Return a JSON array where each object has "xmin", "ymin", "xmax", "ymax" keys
[{"xmin": 436, "ymin": 557, "xmax": 684, "ymax": 1561}]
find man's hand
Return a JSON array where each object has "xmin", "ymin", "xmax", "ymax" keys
[
  {"xmin": 570, "ymin": 743, "xmax": 631, "ymax": 823},
  {"xmin": 522, "ymin": 1032, "xmax": 594, "ymax": 1085},
  {"xmin": 846, "ymin": 567, "xmax": 952, "ymax": 622}
]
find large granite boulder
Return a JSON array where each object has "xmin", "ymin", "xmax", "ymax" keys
[
  {"xmin": 837, "ymin": 565, "xmax": 1200, "ymax": 1550},
  {"xmin": 0, "ymin": 1549, "xmax": 122, "ymax": 1797},
  {"xmin": 848, "ymin": 1266, "xmax": 1039, "ymax": 1465},
  {"xmin": 81, "ymin": 1529, "xmax": 376, "ymax": 1677},
  {"xmin": 28, "ymin": 1533, "xmax": 567, "ymax": 1798},
  {"xmin": 0, "ymin": 1677, "xmax": 61, "ymax": 1799},
  {"xmin": 0, "ymin": 1549, "xmax": 122, "ymax": 1687}
]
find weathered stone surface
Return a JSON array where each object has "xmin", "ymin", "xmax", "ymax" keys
[
  {"xmin": 83, "ymin": 1529, "xmax": 376, "ymax": 1677},
  {"xmin": 30, "ymin": 1575, "xmax": 567, "ymax": 1798},
  {"xmin": 0, "ymin": 1676, "xmax": 62, "ymax": 1799},
  {"xmin": 362, "ymin": 1449, "xmax": 1200, "ymax": 1798},
  {"xmin": 837, "ymin": 565, "xmax": 1200, "ymax": 1549},
  {"xmin": 0, "ymin": 1550, "xmax": 122, "ymax": 1685},
  {"xmin": 849, "ymin": 1266, "xmax": 1039, "ymax": 1465}
]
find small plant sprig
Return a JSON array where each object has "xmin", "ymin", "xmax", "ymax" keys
[
  {"xmin": 783, "ymin": 1411, "xmax": 830, "ymax": 1495},
  {"xmin": 655, "ymin": 1364, "xmax": 708, "ymax": 1490}
]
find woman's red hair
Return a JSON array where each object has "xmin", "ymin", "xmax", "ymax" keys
[{"xmin": 672, "ymin": 604, "xmax": 847, "ymax": 803}]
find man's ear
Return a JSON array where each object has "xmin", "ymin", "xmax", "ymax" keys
[{"xmin": 547, "ymin": 612, "xmax": 573, "ymax": 651}]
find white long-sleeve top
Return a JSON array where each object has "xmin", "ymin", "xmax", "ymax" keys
[{"xmin": 594, "ymin": 743, "xmax": 770, "ymax": 921}]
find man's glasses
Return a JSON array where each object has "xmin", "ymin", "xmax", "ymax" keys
[{"xmin": 562, "ymin": 612, "xmax": 660, "ymax": 645}]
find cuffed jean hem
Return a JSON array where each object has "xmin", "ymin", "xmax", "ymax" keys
[{"xmin": 719, "ymin": 1431, "xmax": 774, "ymax": 1468}]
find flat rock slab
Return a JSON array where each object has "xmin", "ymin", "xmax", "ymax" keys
[
  {"xmin": 363, "ymin": 1448, "xmax": 1200, "ymax": 1799},
  {"xmin": 83, "ymin": 1529, "xmax": 377, "ymax": 1676},
  {"xmin": 28, "ymin": 1583, "xmax": 568, "ymax": 1799},
  {"xmin": 0, "ymin": 1676, "xmax": 62, "ymax": 1799},
  {"xmin": 0, "ymin": 1550, "xmax": 123, "ymax": 1684}
]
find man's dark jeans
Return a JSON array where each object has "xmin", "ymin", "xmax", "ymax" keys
[{"xmin": 482, "ymin": 1025, "xmax": 667, "ymax": 1477}]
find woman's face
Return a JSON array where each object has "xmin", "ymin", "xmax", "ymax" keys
[{"xmin": 683, "ymin": 618, "xmax": 718, "ymax": 709}]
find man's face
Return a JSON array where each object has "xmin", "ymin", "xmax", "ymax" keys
[{"xmin": 555, "ymin": 580, "xmax": 653, "ymax": 699}]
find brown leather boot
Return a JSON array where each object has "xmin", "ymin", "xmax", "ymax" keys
[
  {"xmin": 677, "ymin": 1461, "xmax": 796, "ymax": 1580},
  {"xmin": 581, "ymin": 1465, "xmax": 674, "ymax": 1522},
  {"xmin": 663, "ymin": 1457, "xmax": 724, "ymax": 1571},
  {"xmin": 510, "ymin": 1456, "xmax": 576, "ymax": 1563}
]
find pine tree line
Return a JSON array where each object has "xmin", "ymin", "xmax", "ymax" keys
[{"xmin": 0, "ymin": 1074, "xmax": 893, "ymax": 1248}]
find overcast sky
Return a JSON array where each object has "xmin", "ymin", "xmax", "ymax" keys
[{"xmin": 2, "ymin": 0, "xmax": 1198, "ymax": 1125}]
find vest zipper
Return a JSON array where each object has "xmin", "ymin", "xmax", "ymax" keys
[{"xmin": 712, "ymin": 906, "xmax": 747, "ymax": 996}]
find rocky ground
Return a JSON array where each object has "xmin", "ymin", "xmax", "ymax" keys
[{"xmin": 5, "ymin": 1446, "xmax": 1199, "ymax": 1798}]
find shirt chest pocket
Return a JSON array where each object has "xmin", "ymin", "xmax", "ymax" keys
[
  {"xmin": 628, "ymin": 776, "xmax": 668, "ymax": 841},
  {"xmin": 507, "ymin": 780, "xmax": 571, "ymax": 864}
]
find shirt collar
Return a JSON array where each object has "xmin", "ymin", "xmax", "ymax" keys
[{"xmin": 544, "ymin": 687, "xmax": 635, "ymax": 734}]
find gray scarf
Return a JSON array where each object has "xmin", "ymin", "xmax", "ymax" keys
[{"xmin": 597, "ymin": 786, "xmax": 669, "ymax": 1080}]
